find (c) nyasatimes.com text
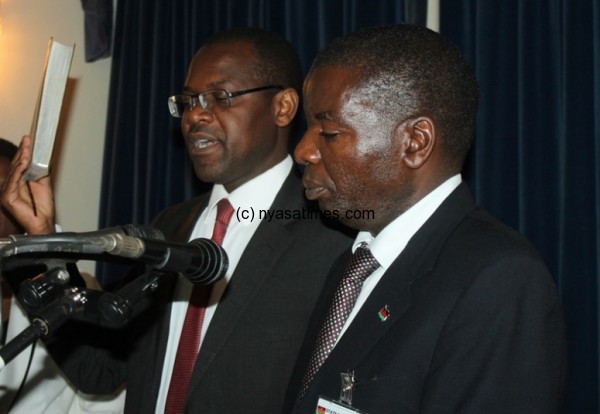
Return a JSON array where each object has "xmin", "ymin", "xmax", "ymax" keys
[{"xmin": 234, "ymin": 207, "xmax": 375, "ymax": 223}]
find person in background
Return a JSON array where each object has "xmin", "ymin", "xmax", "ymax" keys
[
  {"xmin": 0, "ymin": 137, "xmax": 125, "ymax": 413},
  {"xmin": 2, "ymin": 28, "xmax": 351, "ymax": 413},
  {"xmin": 283, "ymin": 24, "xmax": 567, "ymax": 413},
  {"xmin": 0, "ymin": 138, "xmax": 24, "ymax": 350}
]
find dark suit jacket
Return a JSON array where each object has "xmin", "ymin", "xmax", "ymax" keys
[
  {"xmin": 284, "ymin": 184, "xmax": 567, "ymax": 414},
  {"xmin": 46, "ymin": 169, "xmax": 352, "ymax": 413}
]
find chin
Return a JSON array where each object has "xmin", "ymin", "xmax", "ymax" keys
[
  {"xmin": 193, "ymin": 165, "xmax": 225, "ymax": 184},
  {"xmin": 318, "ymin": 196, "xmax": 347, "ymax": 214},
  {"xmin": 316, "ymin": 199, "xmax": 334, "ymax": 214}
]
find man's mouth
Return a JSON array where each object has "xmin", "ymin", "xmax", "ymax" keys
[
  {"xmin": 188, "ymin": 135, "xmax": 220, "ymax": 153},
  {"xmin": 303, "ymin": 177, "xmax": 329, "ymax": 200},
  {"xmin": 304, "ymin": 186, "xmax": 328, "ymax": 200},
  {"xmin": 194, "ymin": 138, "xmax": 218, "ymax": 149}
]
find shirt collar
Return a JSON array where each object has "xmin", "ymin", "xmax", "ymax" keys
[
  {"xmin": 205, "ymin": 155, "xmax": 293, "ymax": 224},
  {"xmin": 353, "ymin": 174, "xmax": 462, "ymax": 270}
]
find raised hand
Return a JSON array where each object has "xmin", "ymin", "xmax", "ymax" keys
[{"xmin": 1, "ymin": 135, "xmax": 56, "ymax": 235}]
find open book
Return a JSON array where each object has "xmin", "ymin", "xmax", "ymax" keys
[{"xmin": 25, "ymin": 38, "xmax": 75, "ymax": 181}]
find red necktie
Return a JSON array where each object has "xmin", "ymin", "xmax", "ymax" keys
[{"xmin": 164, "ymin": 198, "xmax": 234, "ymax": 413}]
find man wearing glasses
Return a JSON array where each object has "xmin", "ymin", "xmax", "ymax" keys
[{"xmin": 2, "ymin": 28, "xmax": 351, "ymax": 413}]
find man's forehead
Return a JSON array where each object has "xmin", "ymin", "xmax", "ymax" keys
[
  {"xmin": 186, "ymin": 44, "xmax": 259, "ymax": 88},
  {"xmin": 305, "ymin": 67, "xmax": 363, "ymax": 105},
  {"xmin": 307, "ymin": 65, "xmax": 364, "ymax": 89}
]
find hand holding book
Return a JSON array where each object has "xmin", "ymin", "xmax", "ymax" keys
[{"xmin": 4, "ymin": 38, "xmax": 73, "ymax": 224}]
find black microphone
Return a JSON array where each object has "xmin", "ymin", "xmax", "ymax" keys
[
  {"xmin": 0, "ymin": 224, "xmax": 164, "ymax": 257},
  {"xmin": 18, "ymin": 267, "xmax": 71, "ymax": 310},
  {"xmin": 102, "ymin": 235, "xmax": 228, "ymax": 285},
  {"xmin": 0, "ymin": 287, "xmax": 87, "ymax": 371}
]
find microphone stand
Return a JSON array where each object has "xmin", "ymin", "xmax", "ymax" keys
[
  {"xmin": 0, "ymin": 286, "xmax": 87, "ymax": 370},
  {"xmin": 0, "ymin": 230, "xmax": 227, "ymax": 369},
  {"xmin": 97, "ymin": 269, "xmax": 166, "ymax": 328},
  {"xmin": 0, "ymin": 259, "xmax": 78, "ymax": 369},
  {"xmin": 0, "ymin": 268, "xmax": 172, "ymax": 370}
]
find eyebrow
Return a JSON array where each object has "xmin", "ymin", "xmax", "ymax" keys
[
  {"xmin": 315, "ymin": 111, "xmax": 334, "ymax": 121},
  {"xmin": 182, "ymin": 81, "xmax": 228, "ymax": 94}
]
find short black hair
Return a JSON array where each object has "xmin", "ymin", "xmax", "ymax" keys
[
  {"xmin": 0, "ymin": 138, "xmax": 18, "ymax": 162},
  {"xmin": 204, "ymin": 27, "xmax": 303, "ymax": 97},
  {"xmin": 310, "ymin": 24, "xmax": 479, "ymax": 167}
]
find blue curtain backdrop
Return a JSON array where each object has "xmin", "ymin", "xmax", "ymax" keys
[
  {"xmin": 96, "ymin": 0, "xmax": 420, "ymax": 283},
  {"xmin": 441, "ymin": 1, "xmax": 600, "ymax": 412},
  {"xmin": 97, "ymin": 0, "xmax": 424, "ymax": 228},
  {"xmin": 96, "ymin": 0, "xmax": 599, "ymax": 412}
]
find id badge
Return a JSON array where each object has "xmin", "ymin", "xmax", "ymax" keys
[{"xmin": 316, "ymin": 396, "xmax": 369, "ymax": 414}]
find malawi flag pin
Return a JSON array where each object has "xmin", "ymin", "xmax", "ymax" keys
[{"xmin": 378, "ymin": 305, "xmax": 390, "ymax": 322}]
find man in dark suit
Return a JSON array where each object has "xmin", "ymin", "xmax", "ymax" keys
[
  {"xmin": 1, "ymin": 28, "xmax": 351, "ymax": 413},
  {"xmin": 283, "ymin": 24, "xmax": 567, "ymax": 413}
]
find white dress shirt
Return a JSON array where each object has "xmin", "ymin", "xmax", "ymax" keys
[
  {"xmin": 337, "ymin": 175, "xmax": 462, "ymax": 342},
  {"xmin": 155, "ymin": 156, "xmax": 293, "ymax": 413}
]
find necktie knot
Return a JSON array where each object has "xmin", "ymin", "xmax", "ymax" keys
[{"xmin": 343, "ymin": 242, "xmax": 379, "ymax": 283}]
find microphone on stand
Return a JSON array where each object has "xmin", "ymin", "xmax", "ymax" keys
[
  {"xmin": 0, "ymin": 224, "xmax": 164, "ymax": 257},
  {"xmin": 102, "ymin": 236, "xmax": 228, "ymax": 284},
  {"xmin": 0, "ymin": 286, "xmax": 88, "ymax": 371},
  {"xmin": 0, "ymin": 225, "xmax": 228, "ymax": 285},
  {"xmin": 0, "ymin": 225, "xmax": 230, "ymax": 365},
  {"xmin": 18, "ymin": 267, "xmax": 71, "ymax": 310},
  {"xmin": 97, "ymin": 237, "xmax": 229, "ymax": 327}
]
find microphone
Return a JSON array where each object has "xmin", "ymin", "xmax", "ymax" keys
[
  {"xmin": 102, "ymin": 235, "xmax": 228, "ymax": 285},
  {"xmin": 18, "ymin": 267, "xmax": 71, "ymax": 310},
  {"xmin": 0, "ymin": 287, "xmax": 87, "ymax": 371},
  {"xmin": 0, "ymin": 224, "xmax": 164, "ymax": 257},
  {"xmin": 0, "ymin": 223, "xmax": 228, "ymax": 285},
  {"xmin": 97, "ymin": 237, "xmax": 228, "ymax": 327}
]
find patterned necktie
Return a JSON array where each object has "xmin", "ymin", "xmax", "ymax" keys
[
  {"xmin": 164, "ymin": 198, "xmax": 235, "ymax": 413},
  {"xmin": 298, "ymin": 242, "xmax": 380, "ymax": 400}
]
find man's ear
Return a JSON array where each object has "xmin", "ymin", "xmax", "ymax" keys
[
  {"xmin": 273, "ymin": 88, "xmax": 300, "ymax": 128},
  {"xmin": 400, "ymin": 117, "xmax": 436, "ymax": 169}
]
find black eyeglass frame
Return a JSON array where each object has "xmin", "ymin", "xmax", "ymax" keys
[{"xmin": 168, "ymin": 85, "xmax": 284, "ymax": 118}]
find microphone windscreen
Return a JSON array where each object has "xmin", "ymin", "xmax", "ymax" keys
[{"xmin": 185, "ymin": 238, "xmax": 229, "ymax": 285}]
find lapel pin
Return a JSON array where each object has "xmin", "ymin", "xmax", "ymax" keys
[{"xmin": 378, "ymin": 305, "xmax": 390, "ymax": 322}]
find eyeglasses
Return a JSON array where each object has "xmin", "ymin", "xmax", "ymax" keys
[{"xmin": 168, "ymin": 85, "xmax": 284, "ymax": 118}]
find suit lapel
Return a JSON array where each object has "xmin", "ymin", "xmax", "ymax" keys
[
  {"xmin": 312, "ymin": 184, "xmax": 477, "ymax": 386},
  {"xmin": 315, "ymin": 250, "xmax": 414, "ymax": 384},
  {"xmin": 186, "ymin": 169, "xmax": 308, "ymax": 392},
  {"xmin": 161, "ymin": 197, "xmax": 209, "ymax": 243},
  {"xmin": 144, "ymin": 195, "xmax": 210, "ymax": 406}
]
